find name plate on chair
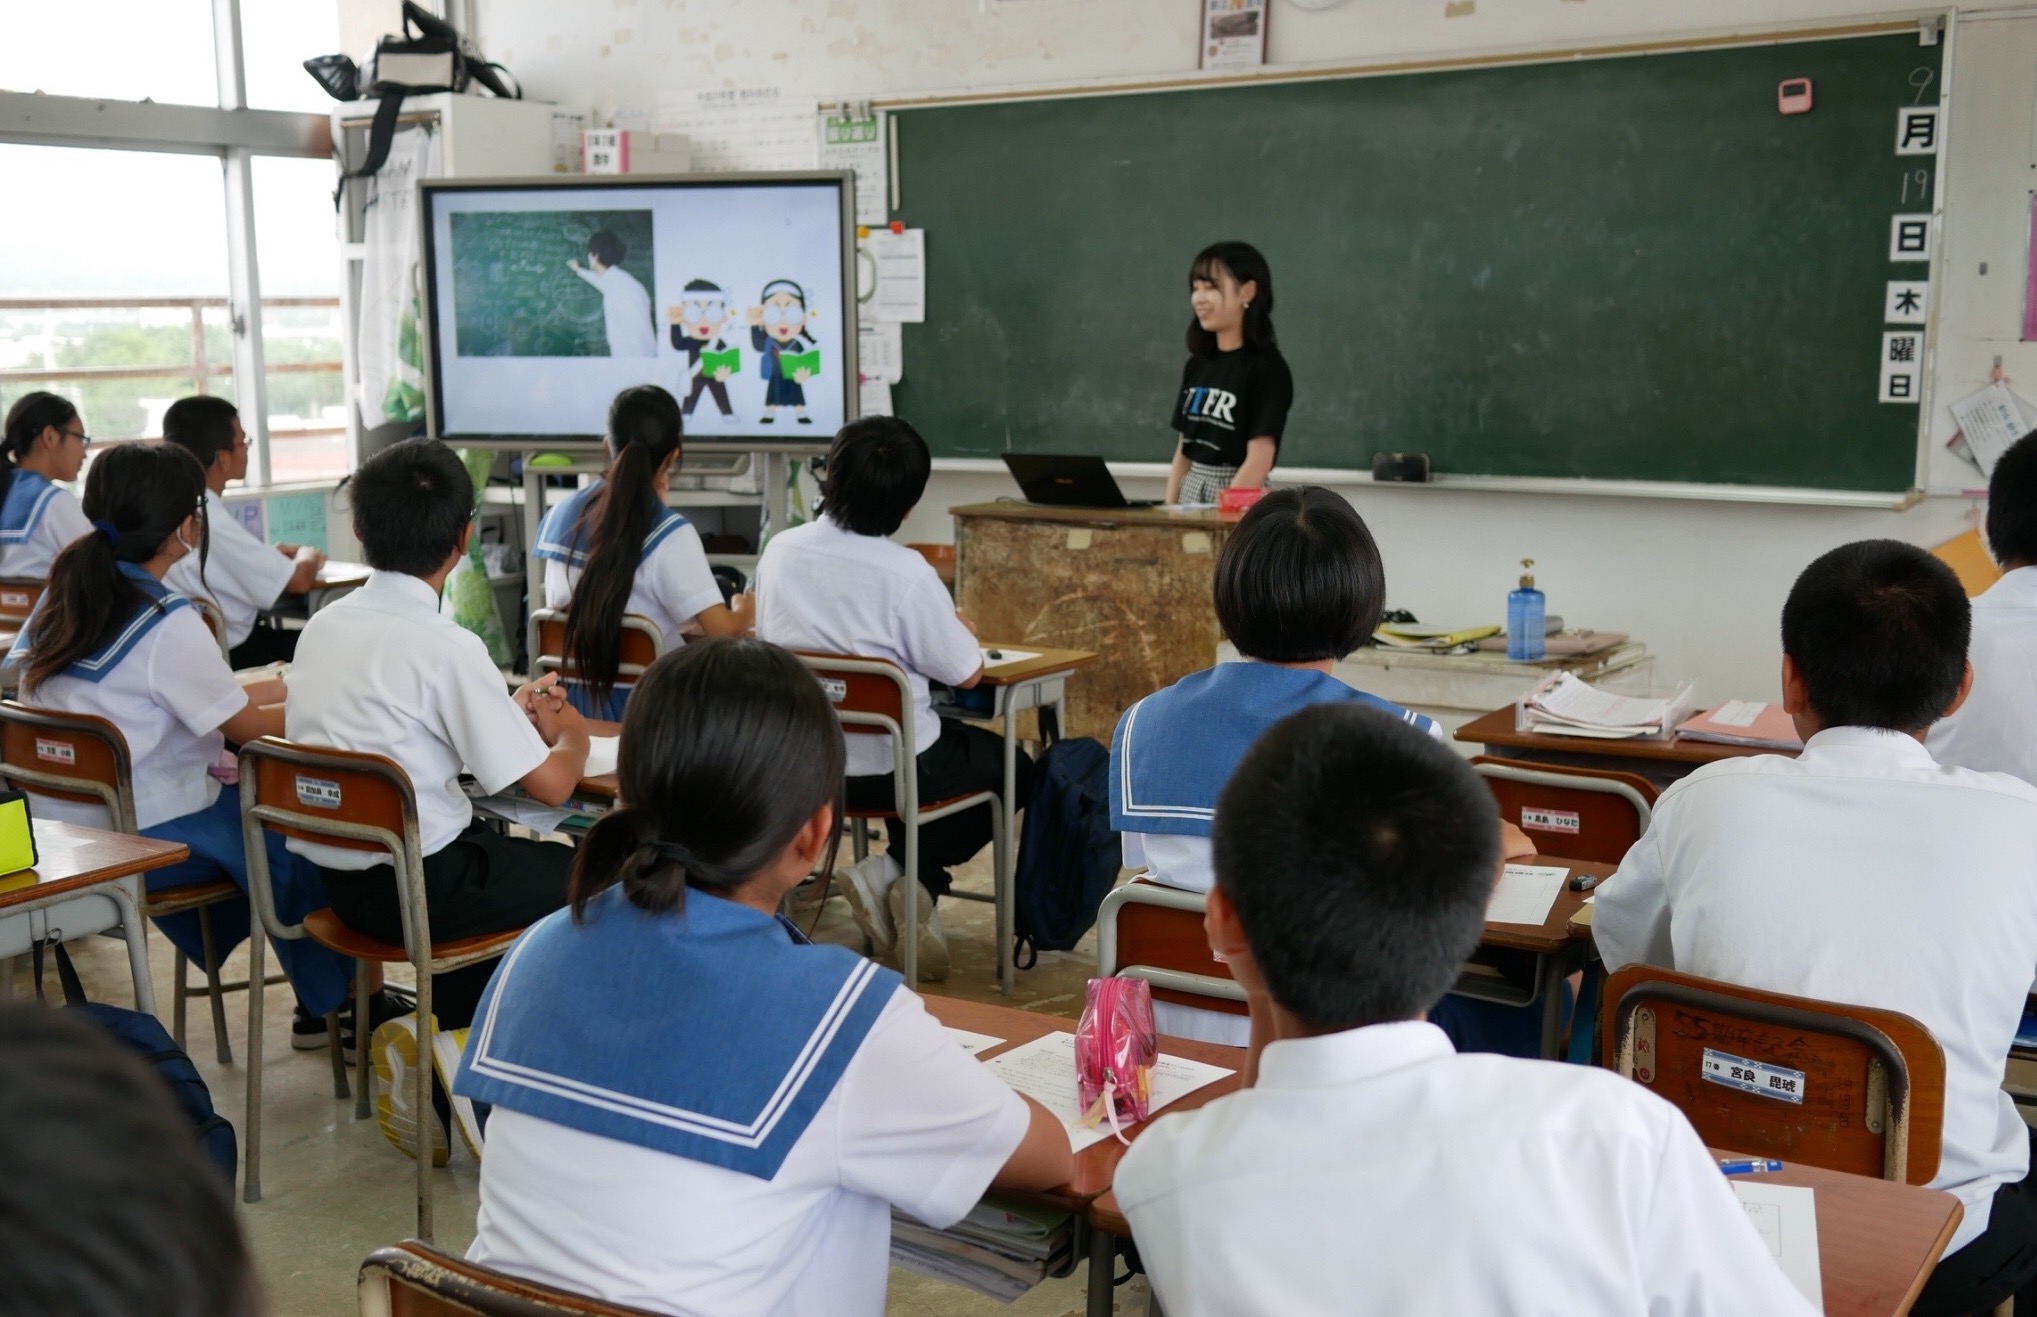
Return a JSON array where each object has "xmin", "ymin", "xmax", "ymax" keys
[
  {"xmin": 295, "ymin": 775, "xmax": 342, "ymax": 810},
  {"xmin": 818, "ymin": 677, "xmax": 847, "ymax": 704},
  {"xmin": 1521, "ymin": 806, "xmax": 1580, "ymax": 835},
  {"xmin": 0, "ymin": 590, "xmax": 31, "ymax": 610},
  {"xmin": 33, "ymin": 738, "xmax": 75, "ymax": 766},
  {"xmin": 1702, "ymin": 1047, "xmax": 1805, "ymax": 1104}
]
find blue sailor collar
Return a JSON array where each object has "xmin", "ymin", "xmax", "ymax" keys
[
  {"xmin": 1110, "ymin": 662, "xmax": 1437, "ymax": 837},
  {"xmin": 0, "ymin": 471, "xmax": 62, "ymax": 545},
  {"xmin": 14, "ymin": 562, "xmax": 190, "ymax": 684},
  {"xmin": 532, "ymin": 481, "xmax": 689, "ymax": 570},
  {"xmin": 455, "ymin": 885, "xmax": 900, "ymax": 1179}
]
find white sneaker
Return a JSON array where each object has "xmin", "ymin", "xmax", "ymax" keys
[
  {"xmin": 430, "ymin": 1025, "xmax": 483, "ymax": 1159},
  {"xmin": 371, "ymin": 1014, "xmax": 449, "ymax": 1167},
  {"xmin": 838, "ymin": 854, "xmax": 902, "ymax": 959},
  {"xmin": 887, "ymin": 880, "xmax": 950, "ymax": 983}
]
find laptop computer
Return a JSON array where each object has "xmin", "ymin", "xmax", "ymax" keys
[{"xmin": 1002, "ymin": 453, "xmax": 1161, "ymax": 509}]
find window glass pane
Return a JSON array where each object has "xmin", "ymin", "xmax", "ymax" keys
[
  {"xmin": 0, "ymin": 144, "xmax": 230, "ymax": 443},
  {"xmin": 241, "ymin": 0, "xmax": 344, "ymax": 113},
  {"xmin": 252, "ymin": 156, "xmax": 345, "ymax": 482},
  {"xmin": 0, "ymin": 1, "xmax": 218, "ymax": 106}
]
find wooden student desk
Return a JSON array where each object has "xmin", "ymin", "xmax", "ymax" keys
[
  {"xmin": 1456, "ymin": 703, "xmax": 1796, "ymax": 788},
  {"xmin": 0, "ymin": 821, "xmax": 193, "ymax": 1013},
  {"xmin": 1085, "ymin": 1152, "xmax": 1960, "ymax": 1317}
]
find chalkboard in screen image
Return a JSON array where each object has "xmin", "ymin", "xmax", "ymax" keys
[{"xmin": 449, "ymin": 209, "xmax": 657, "ymax": 358}]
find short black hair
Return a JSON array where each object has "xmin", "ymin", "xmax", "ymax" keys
[
  {"xmin": 1214, "ymin": 487, "xmax": 1385, "ymax": 662},
  {"xmin": 349, "ymin": 439, "xmax": 474, "ymax": 577},
  {"xmin": 1780, "ymin": 539, "xmax": 1970, "ymax": 733},
  {"xmin": 161, "ymin": 396, "xmax": 240, "ymax": 471},
  {"xmin": 821, "ymin": 416, "xmax": 931, "ymax": 537},
  {"xmin": 587, "ymin": 230, "xmax": 626, "ymax": 267},
  {"xmin": 0, "ymin": 1005, "xmax": 257, "ymax": 1317},
  {"xmin": 1987, "ymin": 429, "xmax": 2037, "ymax": 568},
  {"xmin": 683, "ymin": 278, "xmax": 722, "ymax": 294},
  {"xmin": 1213, "ymin": 703, "xmax": 1500, "ymax": 1034}
]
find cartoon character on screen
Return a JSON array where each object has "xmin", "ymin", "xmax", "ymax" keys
[
  {"xmin": 667, "ymin": 279, "xmax": 740, "ymax": 418},
  {"xmin": 748, "ymin": 278, "xmax": 820, "ymax": 425},
  {"xmin": 567, "ymin": 229, "xmax": 658, "ymax": 358}
]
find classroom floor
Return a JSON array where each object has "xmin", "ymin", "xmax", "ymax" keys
[{"xmin": 21, "ymin": 843, "xmax": 1150, "ymax": 1317}]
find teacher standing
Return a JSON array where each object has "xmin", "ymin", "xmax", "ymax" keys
[{"xmin": 1166, "ymin": 241, "xmax": 1293, "ymax": 506}]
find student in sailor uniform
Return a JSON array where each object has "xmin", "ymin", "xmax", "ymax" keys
[
  {"xmin": 457, "ymin": 639, "xmax": 1073, "ymax": 1317},
  {"xmin": 534, "ymin": 386, "xmax": 753, "ymax": 719},
  {"xmin": 7, "ymin": 443, "xmax": 352, "ymax": 1036},
  {"xmin": 1111, "ymin": 487, "xmax": 1535, "ymax": 1047},
  {"xmin": 160, "ymin": 396, "xmax": 326, "ymax": 669},
  {"xmin": 1596, "ymin": 540, "xmax": 2037, "ymax": 1317},
  {"xmin": 0, "ymin": 391, "xmax": 93, "ymax": 580},
  {"xmin": 1114, "ymin": 703, "xmax": 1819, "ymax": 1317},
  {"xmin": 748, "ymin": 278, "xmax": 819, "ymax": 425}
]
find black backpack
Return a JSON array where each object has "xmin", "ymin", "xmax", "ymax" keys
[{"xmin": 1012, "ymin": 711, "xmax": 1120, "ymax": 968}]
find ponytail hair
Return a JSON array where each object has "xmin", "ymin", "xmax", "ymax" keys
[
  {"xmin": 563, "ymin": 385, "xmax": 684, "ymax": 704},
  {"xmin": 22, "ymin": 444, "xmax": 208, "ymax": 696},
  {"xmin": 569, "ymin": 638, "xmax": 845, "ymax": 921},
  {"xmin": 1, "ymin": 391, "xmax": 80, "ymax": 513}
]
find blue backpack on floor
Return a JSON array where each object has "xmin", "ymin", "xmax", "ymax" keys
[
  {"xmin": 1012, "ymin": 710, "xmax": 1119, "ymax": 968},
  {"xmin": 35, "ymin": 943, "xmax": 239, "ymax": 1187}
]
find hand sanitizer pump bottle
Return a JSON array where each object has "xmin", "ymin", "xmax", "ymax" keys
[{"xmin": 1507, "ymin": 559, "xmax": 1546, "ymax": 661}]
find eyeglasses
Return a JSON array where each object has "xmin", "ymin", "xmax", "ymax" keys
[
  {"xmin": 761, "ymin": 304, "xmax": 806, "ymax": 327},
  {"xmin": 63, "ymin": 428, "xmax": 91, "ymax": 448}
]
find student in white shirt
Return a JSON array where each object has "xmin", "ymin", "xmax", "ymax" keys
[
  {"xmin": 1595, "ymin": 538, "xmax": 2037, "ymax": 1317},
  {"xmin": 9, "ymin": 443, "xmax": 353, "ymax": 1040},
  {"xmin": 1930, "ymin": 429, "xmax": 2037, "ymax": 786},
  {"xmin": 1113, "ymin": 703, "xmax": 1815, "ymax": 1317},
  {"xmin": 287, "ymin": 440, "xmax": 590, "ymax": 1160},
  {"xmin": 568, "ymin": 230, "xmax": 657, "ymax": 358},
  {"xmin": 160, "ymin": 396, "xmax": 325, "ymax": 668},
  {"xmin": 0, "ymin": 392, "xmax": 92, "ymax": 580},
  {"xmin": 456, "ymin": 639, "xmax": 1072, "ymax": 1317},
  {"xmin": 534, "ymin": 385, "xmax": 753, "ymax": 718},
  {"xmin": 756, "ymin": 417, "xmax": 1028, "ymax": 981}
]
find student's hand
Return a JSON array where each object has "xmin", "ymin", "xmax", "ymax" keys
[
  {"xmin": 512, "ymin": 673, "xmax": 567, "ymax": 725},
  {"xmin": 567, "ymin": 259, "xmax": 582, "ymax": 272},
  {"xmin": 954, "ymin": 607, "xmax": 978, "ymax": 637},
  {"xmin": 295, "ymin": 545, "xmax": 327, "ymax": 569},
  {"xmin": 712, "ymin": 366, "xmax": 731, "ymax": 381},
  {"xmin": 729, "ymin": 591, "xmax": 756, "ymax": 632},
  {"xmin": 1500, "ymin": 819, "xmax": 1536, "ymax": 860},
  {"xmin": 793, "ymin": 368, "xmax": 811, "ymax": 383},
  {"xmin": 275, "ymin": 542, "xmax": 300, "ymax": 556},
  {"xmin": 535, "ymin": 696, "xmax": 586, "ymax": 748},
  {"xmin": 285, "ymin": 545, "xmax": 327, "ymax": 595}
]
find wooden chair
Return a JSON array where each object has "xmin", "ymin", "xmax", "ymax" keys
[
  {"xmin": 239, "ymin": 737, "xmax": 525, "ymax": 1240},
  {"xmin": 1470, "ymin": 756, "xmax": 1657, "ymax": 866},
  {"xmin": 358, "ymin": 1240, "xmax": 668, "ymax": 1316},
  {"xmin": 1601, "ymin": 964, "xmax": 1946, "ymax": 1185},
  {"xmin": 0, "ymin": 700, "xmax": 247, "ymax": 1062},
  {"xmin": 795, "ymin": 653, "xmax": 1006, "ymax": 987},
  {"xmin": 0, "ymin": 576, "xmax": 44, "ymax": 627},
  {"xmin": 191, "ymin": 596, "xmax": 233, "ymax": 661},
  {"xmin": 1095, "ymin": 879, "xmax": 1246, "ymax": 1020},
  {"xmin": 531, "ymin": 608, "xmax": 664, "ymax": 687}
]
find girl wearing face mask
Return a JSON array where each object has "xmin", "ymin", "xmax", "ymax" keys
[
  {"xmin": 1166, "ymin": 242, "xmax": 1293, "ymax": 507},
  {"xmin": 6, "ymin": 442, "xmax": 352, "ymax": 1034},
  {"xmin": 0, "ymin": 391, "xmax": 95, "ymax": 579}
]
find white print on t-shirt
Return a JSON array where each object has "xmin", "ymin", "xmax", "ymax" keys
[{"xmin": 1180, "ymin": 385, "xmax": 1238, "ymax": 430}]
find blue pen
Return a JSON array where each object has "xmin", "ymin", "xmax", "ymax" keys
[{"xmin": 1717, "ymin": 1158, "xmax": 1784, "ymax": 1176}]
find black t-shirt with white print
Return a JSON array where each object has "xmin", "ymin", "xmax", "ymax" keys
[{"xmin": 1170, "ymin": 346, "xmax": 1294, "ymax": 467}]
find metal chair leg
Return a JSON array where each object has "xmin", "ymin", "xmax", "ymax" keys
[
  {"xmin": 851, "ymin": 817, "xmax": 869, "ymax": 863},
  {"xmin": 197, "ymin": 904, "xmax": 232, "ymax": 1065},
  {"xmin": 413, "ymin": 967, "xmax": 434, "ymax": 1245},
  {"xmin": 326, "ymin": 1009, "xmax": 349, "ymax": 1100},
  {"xmin": 901, "ymin": 822, "xmax": 919, "ymax": 986},
  {"xmin": 242, "ymin": 931, "xmax": 266, "ymax": 1204},
  {"xmin": 353, "ymin": 964, "xmax": 372, "ymax": 1122},
  {"xmin": 171, "ymin": 948, "xmax": 189, "ymax": 1047}
]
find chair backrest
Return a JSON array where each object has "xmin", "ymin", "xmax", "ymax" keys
[
  {"xmin": 0, "ymin": 577, "xmax": 44, "ymax": 627},
  {"xmin": 1601, "ymin": 964, "xmax": 1946, "ymax": 1184},
  {"xmin": 190, "ymin": 596, "xmax": 233, "ymax": 660},
  {"xmin": 1471, "ymin": 756, "xmax": 1657, "ymax": 865},
  {"xmin": 793, "ymin": 652, "xmax": 911, "ymax": 742},
  {"xmin": 0, "ymin": 700, "xmax": 136, "ymax": 832},
  {"xmin": 238, "ymin": 736, "xmax": 425, "ymax": 950},
  {"xmin": 531, "ymin": 608, "xmax": 664, "ymax": 683},
  {"xmin": 358, "ymin": 1241, "xmax": 668, "ymax": 1317},
  {"xmin": 1095, "ymin": 879, "xmax": 1247, "ymax": 1017}
]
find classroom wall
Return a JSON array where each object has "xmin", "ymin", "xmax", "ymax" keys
[{"xmin": 450, "ymin": 0, "xmax": 2027, "ymax": 703}]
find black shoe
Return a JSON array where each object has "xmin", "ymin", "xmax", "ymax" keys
[
  {"xmin": 758, "ymin": 415, "xmax": 776, "ymax": 424},
  {"xmin": 292, "ymin": 986, "xmax": 417, "ymax": 1053},
  {"xmin": 797, "ymin": 416, "xmax": 813, "ymax": 424}
]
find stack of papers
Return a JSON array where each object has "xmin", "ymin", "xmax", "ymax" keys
[
  {"xmin": 1373, "ymin": 622, "xmax": 1502, "ymax": 653},
  {"xmin": 890, "ymin": 1197, "xmax": 1074, "ymax": 1301},
  {"xmin": 1675, "ymin": 701, "xmax": 1803, "ymax": 751},
  {"xmin": 1519, "ymin": 673, "xmax": 1693, "ymax": 741}
]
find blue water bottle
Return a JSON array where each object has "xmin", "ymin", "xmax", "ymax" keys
[{"xmin": 1507, "ymin": 559, "xmax": 1546, "ymax": 661}]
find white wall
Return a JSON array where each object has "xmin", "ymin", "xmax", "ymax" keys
[{"xmin": 456, "ymin": 0, "xmax": 2035, "ymax": 703}]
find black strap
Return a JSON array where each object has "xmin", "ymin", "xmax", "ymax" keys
[
  {"xmin": 1039, "ymin": 704, "xmax": 1061, "ymax": 748},
  {"xmin": 30, "ymin": 939, "xmax": 89, "ymax": 1008},
  {"xmin": 334, "ymin": 93, "xmax": 408, "ymax": 208}
]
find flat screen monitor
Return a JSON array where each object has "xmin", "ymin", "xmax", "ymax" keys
[{"xmin": 419, "ymin": 172, "xmax": 855, "ymax": 443}]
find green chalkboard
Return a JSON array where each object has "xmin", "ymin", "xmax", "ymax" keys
[
  {"xmin": 449, "ymin": 210, "xmax": 657, "ymax": 357},
  {"xmin": 894, "ymin": 33, "xmax": 1940, "ymax": 491}
]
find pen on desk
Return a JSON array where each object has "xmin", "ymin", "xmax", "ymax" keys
[
  {"xmin": 1569, "ymin": 871, "xmax": 1604, "ymax": 892},
  {"xmin": 1717, "ymin": 1158, "xmax": 1784, "ymax": 1176}
]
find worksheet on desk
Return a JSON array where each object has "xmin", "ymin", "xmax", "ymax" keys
[
  {"xmin": 1486, "ymin": 864, "xmax": 1568, "ymax": 926},
  {"xmin": 984, "ymin": 1032, "xmax": 1233, "ymax": 1152},
  {"xmin": 1732, "ymin": 1181, "xmax": 1822, "ymax": 1308},
  {"xmin": 945, "ymin": 1027, "xmax": 1004, "ymax": 1056},
  {"xmin": 981, "ymin": 648, "xmax": 1040, "ymax": 667},
  {"xmin": 583, "ymin": 735, "xmax": 620, "ymax": 779}
]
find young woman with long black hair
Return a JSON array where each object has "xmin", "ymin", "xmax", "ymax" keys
[
  {"xmin": 533, "ymin": 385, "xmax": 753, "ymax": 718},
  {"xmin": 0, "ymin": 391, "xmax": 93, "ymax": 578},
  {"xmin": 9, "ymin": 442, "xmax": 355, "ymax": 1040},
  {"xmin": 456, "ymin": 638, "xmax": 1071, "ymax": 1317},
  {"xmin": 1165, "ymin": 242, "xmax": 1293, "ymax": 506}
]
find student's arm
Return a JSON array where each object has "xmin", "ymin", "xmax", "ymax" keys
[
  {"xmin": 280, "ymin": 544, "xmax": 326, "ymax": 595},
  {"xmin": 654, "ymin": 527, "xmax": 750, "ymax": 638},
  {"xmin": 898, "ymin": 578, "xmax": 984, "ymax": 693},
  {"xmin": 690, "ymin": 593, "xmax": 754, "ymax": 638},
  {"xmin": 988, "ymin": 1094, "xmax": 1076, "ymax": 1191},
  {"xmin": 1500, "ymin": 819, "xmax": 1536, "ymax": 859},
  {"xmin": 1165, "ymin": 441, "xmax": 1191, "ymax": 505},
  {"xmin": 950, "ymin": 607, "xmax": 984, "ymax": 689},
  {"xmin": 220, "ymin": 697, "xmax": 286, "ymax": 745},
  {"xmin": 1231, "ymin": 437, "xmax": 1278, "ymax": 491},
  {"xmin": 1590, "ymin": 809, "xmax": 1676, "ymax": 972},
  {"xmin": 154, "ymin": 612, "xmax": 277, "ymax": 746},
  {"xmin": 514, "ymin": 690, "xmax": 590, "ymax": 807}
]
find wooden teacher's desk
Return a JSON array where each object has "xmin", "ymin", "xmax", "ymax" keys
[
  {"xmin": 1456, "ymin": 704, "xmax": 1794, "ymax": 788},
  {"xmin": 951, "ymin": 503, "xmax": 1233, "ymax": 742}
]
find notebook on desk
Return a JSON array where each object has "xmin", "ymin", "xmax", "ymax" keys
[{"xmin": 1676, "ymin": 701, "xmax": 1803, "ymax": 750}]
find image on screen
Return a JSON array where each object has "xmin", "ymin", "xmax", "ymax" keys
[{"xmin": 423, "ymin": 176, "xmax": 850, "ymax": 440}]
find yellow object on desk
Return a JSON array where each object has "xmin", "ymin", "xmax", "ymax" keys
[{"xmin": 0, "ymin": 789, "xmax": 34, "ymax": 876}]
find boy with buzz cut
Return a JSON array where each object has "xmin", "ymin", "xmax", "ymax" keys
[
  {"xmin": 1114, "ymin": 703, "xmax": 1816, "ymax": 1316},
  {"xmin": 287, "ymin": 440, "xmax": 589, "ymax": 1159},
  {"xmin": 1597, "ymin": 538, "xmax": 2037, "ymax": 1316}
]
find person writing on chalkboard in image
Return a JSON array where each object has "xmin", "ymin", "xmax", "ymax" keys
[
  {"xmin": 568, "ymin": 230, "xmax": 657, "ymax": 358},
  {"xmin": 1166, "ymin": 241, "xmax": 1292, "ymax": 506}
]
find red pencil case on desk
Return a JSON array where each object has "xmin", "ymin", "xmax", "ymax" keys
[{"xmin": 1076, "ymin": 976, "xmax": 1156, "ymax": 1139}]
